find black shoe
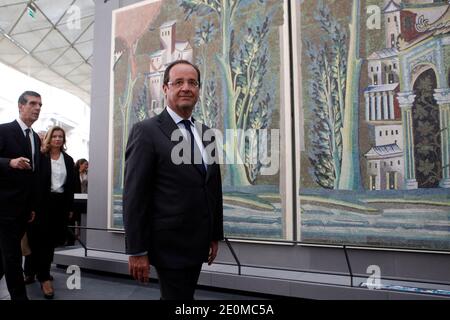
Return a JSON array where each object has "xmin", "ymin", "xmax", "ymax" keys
[{"xmin": 24, "ymin": 275, "xmax": 36, "ymax": 285}]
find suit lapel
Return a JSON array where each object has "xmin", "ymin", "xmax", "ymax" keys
[
  {"xmin": 11, "ymin": 120, "xmax": 29, "ymax": 156},
  {"xmin": 158, "ymin": 109, "xmax": 209, "ymax": 179},
  {"xmin": 157, "ymin": 109, "xmax": 182, "ymax": 146}
]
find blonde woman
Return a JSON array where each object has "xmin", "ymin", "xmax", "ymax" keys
[{"xmin": 26, "ymin": 126, "xmax": 74, "ymax": 299}]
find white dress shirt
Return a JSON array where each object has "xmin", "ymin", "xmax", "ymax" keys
[
  {"xmin": 50, "ymin": 153, "xmax": 66, "ymax": 193},
  {"xmin": 166, "ymin": 106, "xmax": 207, "ymax": 168}
]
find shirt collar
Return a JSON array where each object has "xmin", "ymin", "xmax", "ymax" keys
[
  {"xmin": 166, "ymin": 106, "xmax": 193, "ymax": 126},
  {"xmin": 16, "ymin": 118, "xmax": 32, "ymax": 132}
]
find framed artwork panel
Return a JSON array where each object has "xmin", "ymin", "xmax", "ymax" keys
[
  {"xmin": 294, "ymin": 0, "xmax": 450, "ymax": 251},
  {"xmin": 108, "ymin": 0, "xmax": 294, "ymax": 241}
]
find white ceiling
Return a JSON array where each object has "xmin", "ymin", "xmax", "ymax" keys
[{"xmin": 0, "ymin": 0, "xmax": 94, "ymax": 105}]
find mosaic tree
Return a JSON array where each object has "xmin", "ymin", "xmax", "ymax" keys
[
  {"xmin": 180, "ymin": 0, "xmax": 277, "ymax": 186},
  {"xmin": 114, "ymin": 3, "xmax": 162, "ymax": 189},
  {"xmin": 306, "ymin": 0, "xmax": 362, "ymax": 190},
  {"xmin": 337, "ymin": 0, "xmax": 362, "ymax": 190},
  {"xmin": 193, "ymin": 19, "xmax": 219, "ymax": 128},
  {"xmin": 305, "ymin": 4, "xmax": 347, "ymax": 189}
]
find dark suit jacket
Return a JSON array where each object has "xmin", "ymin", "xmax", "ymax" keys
[
  {"xmin": 73, "ymin": 168, "xmax": 82, "ymax": 193},
  {"xmin": 31, "ymin": 151, "xmax": 75, "ymax": 246},
  {"xmin": 0, "ymin": 120, "xmax": 40, "ymax": 219},
  {"xmin": 37, "ymin": 151, "xmax": 75, "ymax": 216},
  {"xmin": 123, "ymin": 109, "xmax": 224, "ymax": 269}
]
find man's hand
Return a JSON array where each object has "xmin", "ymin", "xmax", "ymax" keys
[
  {"xmin": 129, "ymin": 255, "xmax": 150, "ymax": 283},
  {"xmin": 9, "ymin": 157, "xmax": 32, "ymax": 170},
  {"xmin": 208, "ymin": 241, "xmax": 218, "ymax": 265}
]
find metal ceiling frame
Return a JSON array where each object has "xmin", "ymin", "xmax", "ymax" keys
[{"xmin": 0, "ymin": 0, "xmax": 94, "ymax": 104}]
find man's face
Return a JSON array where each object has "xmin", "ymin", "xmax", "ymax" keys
[
  {"xmin": 163, "ymin": 63, "xmax": 199, "ymax": 118},
  {"xmin": 19, "ymin": 95, "xmax": 42, "ymax": 126}
]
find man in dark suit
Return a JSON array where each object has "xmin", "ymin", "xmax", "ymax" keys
[
  {"xmin": 0, "ymin": 91, "xmax": 42, "ymax": 300},
  {"xmin": 123, "ymin": 60, "xmax": 223, "ymax": 300}
]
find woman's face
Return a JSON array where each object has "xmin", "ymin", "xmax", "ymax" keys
[
  {"xmin": 50, "ymin": 130, "xmax": 64, "ymax": 150},
  {"xmin": 80, "ymin": 161, "xmax": 89, "ymax": 173}
]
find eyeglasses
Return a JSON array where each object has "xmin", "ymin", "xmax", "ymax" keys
[{"xmin": 167, "ymin": 79, "xmax": 200, "ymax": 88}]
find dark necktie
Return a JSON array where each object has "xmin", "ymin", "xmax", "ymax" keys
[
  {"xmin": 25, "ymin": 128, "xmax": 33, "ymax": 170},
  {"xmin": 180, "ymin": 119, "xmax": 206, "ymax": 176}
]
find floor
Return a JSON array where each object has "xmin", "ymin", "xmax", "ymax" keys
[{"xmin": 0, "ymin": 265, "xmax": 268, "ymax": 300}]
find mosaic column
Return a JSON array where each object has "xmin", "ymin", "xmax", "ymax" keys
[
  {"xmin": 397, "ymin": 91, "xmax": 418, "ymax": 189},
  {"xmin": 365, "ymin": 92, "xmax": 370, "ymax": 121},
  {"xmin": 370, "ymin": 93, "xmax": 376, "ymax": 120},
  {"xmin": 376, "ymin": 92, "xmax": 382, "ymax": 120},
  {"xmin": 382, "ymin": 91, "xmax": 388, "ymax": 120},
  {"xmin": 434, "ymin": 88, "xmax": 450, "ymax": 188},
  {"xmin": 388, "ymin": 91, "xmax": 395, "ymax": 120}
]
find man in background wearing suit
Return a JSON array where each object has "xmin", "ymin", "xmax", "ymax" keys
[
  {"xmin": 123, "ymin": 60, "xmax": 223, "ymax": 300},
  {"xmin": 0, "ymin": 91, "xmax": 42, "ymax": 300}
]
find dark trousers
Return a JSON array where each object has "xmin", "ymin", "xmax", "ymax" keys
[
  {"xmin": 25, "ymin": 193, "xmax": 67, "ymax": 282},
  {"xmin": 23, "ymin": 253, "xmax": 34, "ymax": 277},
  {"xmin": 23, "ymin": 240, "xmax": 54, "ymax": 282},
  {"xmin": 0, "ymin": 218, "xmax": 28, "ymax": 300},
  {"xmin": 155, "ymin": 264, "xmax": 202, "ymax": 300}
]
